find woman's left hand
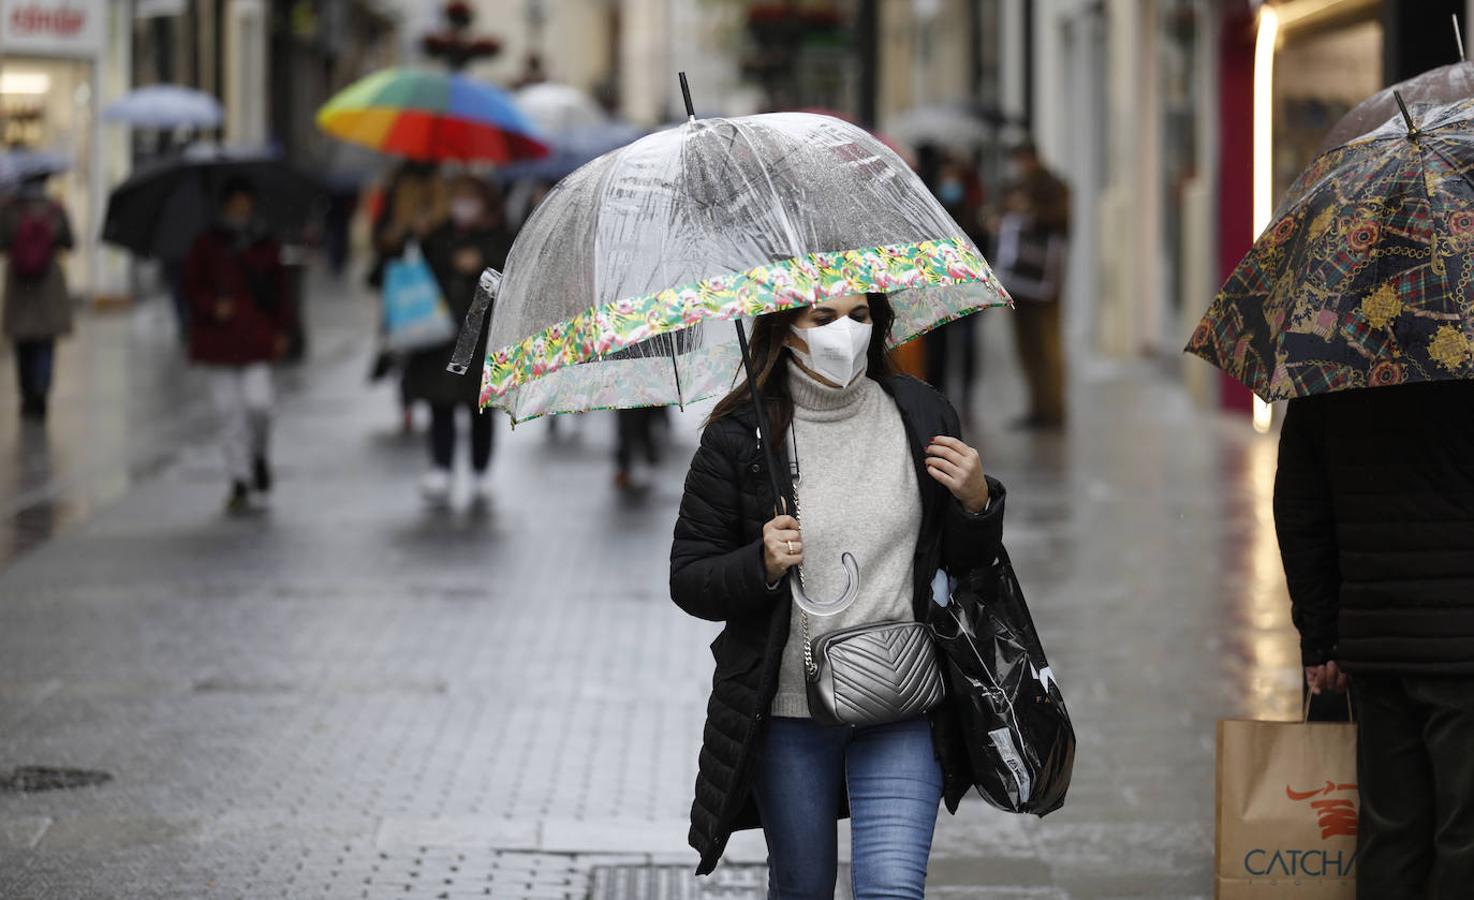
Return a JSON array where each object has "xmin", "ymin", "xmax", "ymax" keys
[{"xmin": 925, "ymin": 435, "xmax": 990, "ymax": 514}]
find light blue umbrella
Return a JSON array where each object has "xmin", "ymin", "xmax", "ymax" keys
[
  {"xmin": 0, "ymin": 149, "xmax": 70, "ymax": 187},
  {"xmin": 102, "ymin": 85, "xmax": 223, "ymax": 129}
]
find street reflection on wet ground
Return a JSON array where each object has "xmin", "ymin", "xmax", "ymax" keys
[{"xmin": 0, "ymin": 272, "xmax": 1299, "ymax": 898}]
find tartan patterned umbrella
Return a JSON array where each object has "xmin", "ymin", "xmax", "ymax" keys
[{"xmin": 1188, "ymin": 97, "xmax": 1474, "ymax": 400}]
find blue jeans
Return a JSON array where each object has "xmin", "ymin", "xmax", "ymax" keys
[{"xmin": 750, "ymin": 715, "xmax": 943, "ymax": 899}]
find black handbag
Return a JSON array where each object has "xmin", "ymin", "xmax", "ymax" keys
[{"xmin": 929, "ymin": 547, "xmax": 1075, "ymax": 815}]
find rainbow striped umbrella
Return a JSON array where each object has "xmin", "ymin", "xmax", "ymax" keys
[{"xmin": 316, "ymin": 68, "xmax": 548, "ymax": 164}]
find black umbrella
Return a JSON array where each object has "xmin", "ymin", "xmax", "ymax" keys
[{"xmin": 102, "ymin": 147, "xmax": 323, "ymax": 260}]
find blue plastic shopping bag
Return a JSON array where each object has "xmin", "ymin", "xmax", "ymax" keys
[{"xmin": 382, "ymin": 243, "xmax": 456, "ymax": 352}]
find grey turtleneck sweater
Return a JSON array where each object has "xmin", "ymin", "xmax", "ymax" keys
[{"xmin": 770, "ymin": 363, "xmax": 923, "ymax": 718}]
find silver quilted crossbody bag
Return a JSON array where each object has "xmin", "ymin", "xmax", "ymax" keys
[
  {"xmin": 803, "ymin": 615, "xmax": 946, "ymax": 727},
  {"xmin": 789, "ymin": 458, "xmax": 945, "ymax": 728}
]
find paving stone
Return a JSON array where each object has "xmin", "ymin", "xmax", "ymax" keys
[{"xmin": 0, "ymin": 815, "xmax": 50, "ymax": 849}]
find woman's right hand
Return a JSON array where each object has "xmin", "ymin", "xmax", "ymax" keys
[{"xmin": 762, "ymin": 514, "xmax": 803, "ymax": 584}]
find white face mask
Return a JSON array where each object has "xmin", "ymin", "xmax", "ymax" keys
[
  {"xmin": 450, "ymin": 198, "xmax": 483, "ymax": 226},
  {"xmin": 790, "ymin": 315, "xmax": 873, "ymax": 387}
]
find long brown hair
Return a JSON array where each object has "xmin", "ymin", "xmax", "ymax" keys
[{"xmin": 706, "ymin": 292, "xmax": 897, "ymax": 438}]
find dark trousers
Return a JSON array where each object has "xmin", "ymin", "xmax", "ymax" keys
[
  {"xmin": 162, "ymin": 259, "xmax": 189, "ymax": 345},
  {"xmin": 923, "ymin": 316, "xmax": 980, "ymax": 410},
  {"xmin": 614, "ymin": 408, "xmax": 665, "ymax": 473},
  {"xmin": 13, "ymin": 338, "xmax": 55, "ymax": 413},
  {"xmin": 1011, "ymin": 300, "xmax": 1066, "ymax": 424},
  {"xmin": 1355, "ymin": 674, "xmax": 1474, "ymax": 899},
  {"xmin": 429, "ymin": 402, "xmax": 493, "ymax": 473}
]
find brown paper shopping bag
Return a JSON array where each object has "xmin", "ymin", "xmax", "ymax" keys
[{"xmin": 1216, "ymin": 718, "xmax": 1358, "ymax": 899}]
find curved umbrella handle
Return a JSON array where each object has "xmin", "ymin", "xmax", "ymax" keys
[
  {"xmin": 447, "ymin": 267, "xmax": 502, "ymax": 375},
  {"xmin": 790, "ymin": 551, "xmax": 861, "ymax": 616}
]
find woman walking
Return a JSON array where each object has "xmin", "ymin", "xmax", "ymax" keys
[
  {"xmin": 1, "ymin": 173, "xmax": 75, "ymax": 422},
  {"xmin": 404, "ymin": 174, "xmax": 513, "ymax": 505},
  {"xmin": 670, "ymin": 292, "xmax": 1007, "ymax": 898},
  {"xmin": 369, "ymin": 163, "xmax": 447, "ymax": 434}
]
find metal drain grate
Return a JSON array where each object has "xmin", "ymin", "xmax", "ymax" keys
[
  {"xmin": 0, "ymin": 766, "xmax": 112, "ymax": 793},
  {"xmin": 589, "ymin": 865, "xmax": 766, "ymax": 900}
]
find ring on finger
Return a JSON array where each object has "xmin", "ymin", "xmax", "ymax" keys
[{"xmin": 786, "ymin": 540, "xmax": 795, "ymax": 555}]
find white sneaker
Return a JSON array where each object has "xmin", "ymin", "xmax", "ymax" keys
[
  {"xmin": 468, "ymin": 472, "xmax": 492, "ymax": 504},
  {"xmin": 420, "ymin": 468, "xmax": 452, "ymax": 505}
]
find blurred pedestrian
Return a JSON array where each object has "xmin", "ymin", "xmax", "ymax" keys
[
  {"xmin": 613, "ymin": 406, "xmax": 667, "ymax": 491},
  {"xmin": 369, "ymin": 164, "xmax": 448, "ymax": 434},
  {"xmin": 1274, "ymin": 380, "xmax": 1474, "ymax": 900},
  {"xmin": 405, "ymin": 173, "xmax": 512, "ymax": 506},
  {"xmin": 993, "ymin": 141, "xmax": 1068, "ymax": 429},
  {"xmin": 183, "ymin": 177, "xmax": 293, "ymax": 514},
  {"xmin": 0, "ymin": 173, "xmax": 75, "ymax": 422},
  {"xmin": 921, "ymin": 151, "xmax": 987, "ymax": 412},
  {"xmin": 671, "ymin": 292, "xmax": 1007, "ymax": 897}
]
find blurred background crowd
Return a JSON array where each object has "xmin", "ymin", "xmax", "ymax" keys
[{"xmin": 5, "ymin": 1, "xmax": 1467, "ymax": 459}]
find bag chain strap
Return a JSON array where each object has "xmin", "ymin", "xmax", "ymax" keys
[
  {"xmin": 786, "ymin": 423, "xmax": 819, "ymax": 680},
  {"xmin": 795, "ymin": 483, "xmax": 818, "ymax": 679}
]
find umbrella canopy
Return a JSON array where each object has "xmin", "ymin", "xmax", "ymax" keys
[
  {"xmin": 102, "ymin": 147, "xmax": 322, "ymax": 260},
  {"xmin": 495, "ymin": 120, "xmax": 645, "ymax": 184},
  {"xmin": 0, "ymin": 149, "xmax": 70, "ymax": 187},
  {"xmin": 102, "ymin": 85, "xmax": 223, "ymax": 129},
  {"xmin": 316, "ymin": 68, "xmax": 548, "ymax": 164},
  {"xmin": 451, "ymin": 111, "xmax": 1010, "ymax": 424},
  {"xmin": 798, "ymin": 107, "xmax": 916, "ymax": 166},
  {"xmin": 514, "ymin": 83, "xmax": 607, "ymax": 136},
  {"xmin": 1188, "ymin": 98, "xmax": 1474, "ymax": 400},
  {"xmin": 883, "ymin": 104, "xmax": 991, "ymax": 153},
  {"xmin": 1317, "ymin": 62, "xmax": 1474, "ymax": 154}
]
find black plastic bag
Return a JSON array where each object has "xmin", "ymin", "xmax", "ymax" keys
[{"xmin": 929, "ymin": 547, "xmax": 1075, "ymax": 815}]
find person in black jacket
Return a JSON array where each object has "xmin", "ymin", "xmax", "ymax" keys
[
  {"xmin": 404, "ymin": 174, "xmax": 512, "ymax": 506},
  {"xmin": 1274, "ymin": 379, "xmax": 1474, "ymax": 900},
  {"xmin": 670, "ymin": 293, "xmax": 1006, "ymax": 895}
]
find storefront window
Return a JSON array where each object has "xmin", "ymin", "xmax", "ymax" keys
[{"xmin": 1272, "ymin": 17, "xmax": 1382, "ymax": 204}]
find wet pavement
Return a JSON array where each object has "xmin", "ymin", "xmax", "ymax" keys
[{"xmin": 0, "ymin": 268, "xmax": 1299, "ymax": 899}]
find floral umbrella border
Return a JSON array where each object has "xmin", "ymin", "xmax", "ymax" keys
[{"xmin": 478, "ymin": 236, "xmax": 1010, "ymax": 408}]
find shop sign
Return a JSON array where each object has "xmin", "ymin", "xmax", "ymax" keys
[{"xmin": 0, "ymin": 0, "xmax": 104, "ymax": 58}]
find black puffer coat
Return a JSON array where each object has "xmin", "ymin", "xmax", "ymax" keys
[
  {"xmin": 1274, "ymin": 379, "xmax": 1474, "ymax": 674},
  {"xmin": 670, "ymin": 374, "xmax": 1006, "ymax": 875}
]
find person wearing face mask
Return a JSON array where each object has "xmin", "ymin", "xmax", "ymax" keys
[
  {"xmin": 403, "ymin": 174, "xmax": 513, "ymax": 506},
  {"xmin": 182, "ymin": 177, "xmax": 294, "ymax": 514},
  {"xmin": 670, "ymin": 293, "xmax": 1007, "ymax": 898},
  {"xmin": 922, "ymin": 154, "xmax": 986, "ymax": 412},
  {"xmin": 994, "ymin": 141, "xmax": 1070, "ymax": 430}
]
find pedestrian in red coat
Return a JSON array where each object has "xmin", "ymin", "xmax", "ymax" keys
[{"xmin": 183, "ymin": 177, "xmax": 294, "ymax": 514}]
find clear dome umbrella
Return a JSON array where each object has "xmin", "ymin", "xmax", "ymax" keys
[
  {"xmin": 1316, "ymin": 61, "xmax": 1474, "ymax": 156},
  {"xmin": 450, "ymin": 76, "xmax": 1011, "ymax": 613}
]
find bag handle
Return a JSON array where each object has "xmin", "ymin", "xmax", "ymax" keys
[{"xmin": 1301, "ymin": 688, "xmax": 1355, "ymax": 724}]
